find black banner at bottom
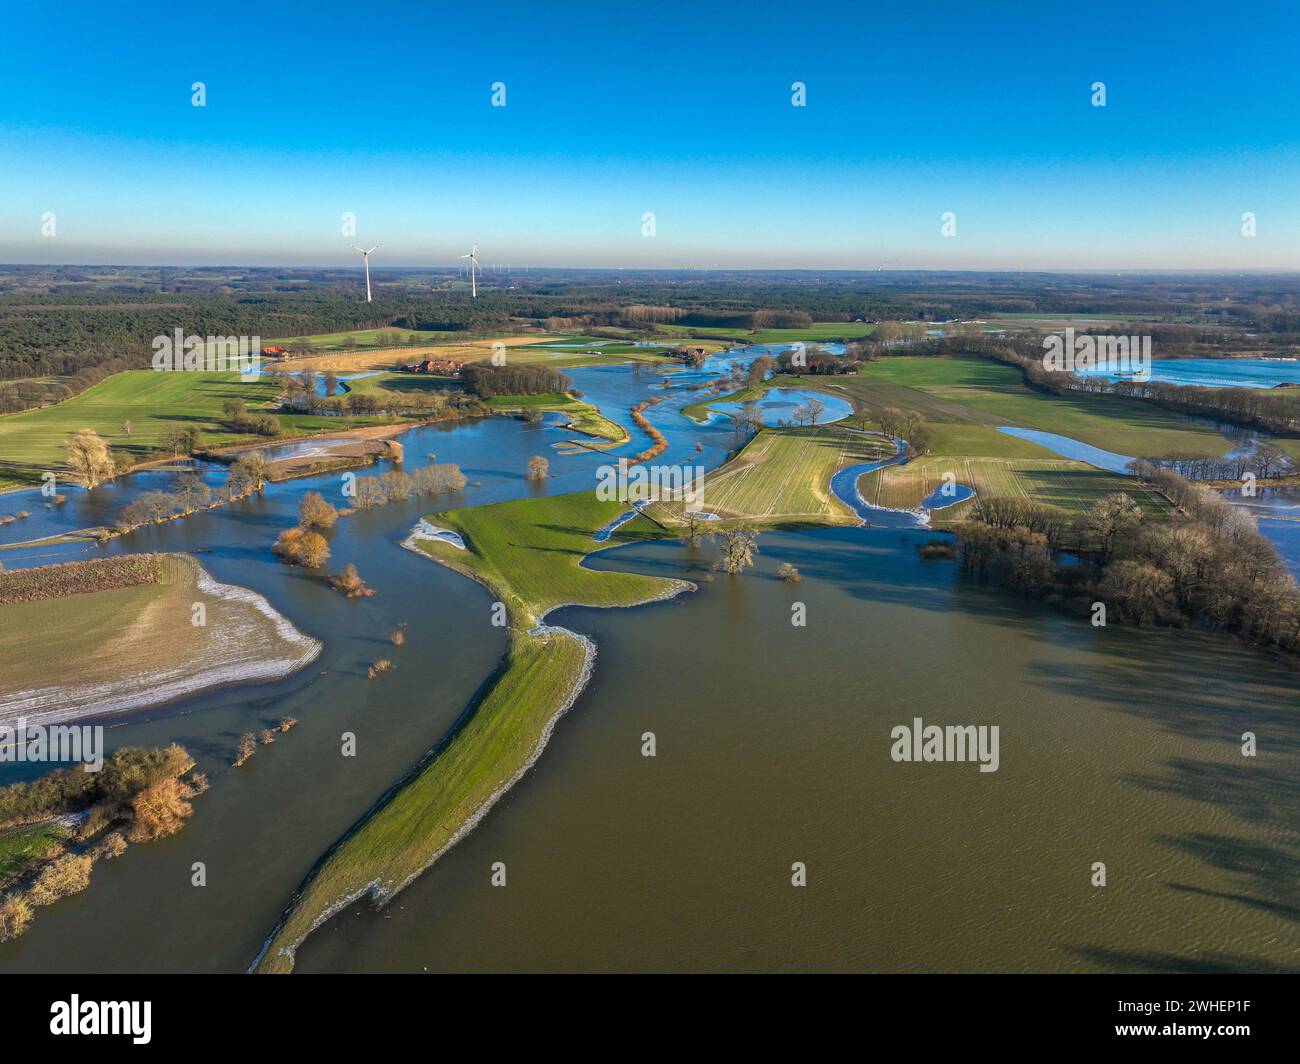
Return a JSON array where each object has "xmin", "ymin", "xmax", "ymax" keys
[{"xmin": 0, "ymin": 973, "xmax": 1291, "ymax": 1051}]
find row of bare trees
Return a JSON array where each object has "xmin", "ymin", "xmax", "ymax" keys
[{"xmin": 958, "ymin": 473, "xmax": 1300, "ymax": 653}]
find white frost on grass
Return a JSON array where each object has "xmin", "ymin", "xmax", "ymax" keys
[
  {"xmin": 0, "ymin": 563, "xmax": 321, "ymax": 728},
  {"xmin": 402, "ymin": 519, "xmax": 466, "ymax": 551}
]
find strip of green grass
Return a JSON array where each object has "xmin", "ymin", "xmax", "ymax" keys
[
  {"xmin": 254, "ymin": 492, "xmax": 686, "ymax": 972},
  {"xmin": 0, "ymin": 820, "xmax": 68, "ymax": 890},
  {"xmin": 650, "ymin": 425, "xmax": 893, "ymax": 526},
  {"xmin": 421, "ymin": 493, "xmax": 681, "ymax": 626},
  {"xmin": 484, "ymin": 392, "xmax": 629, "ymax": 444},
  {"xmin": 656, "ymin": 323, "xmax": 877, "ymax": 343}
]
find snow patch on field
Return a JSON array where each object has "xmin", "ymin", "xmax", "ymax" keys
[{"xmin": 0, "ymin": 563, "xmax": 320, "ymax": 727}]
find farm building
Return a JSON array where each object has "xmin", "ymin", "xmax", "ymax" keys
[{"xmin": 405, "ymin": 358, "xmax": 465, "ymax": 375}]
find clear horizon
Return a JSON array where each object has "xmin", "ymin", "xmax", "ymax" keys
[{"xmin": 2, "ymin": 0, "xmax": 1297, "ymax": 270}]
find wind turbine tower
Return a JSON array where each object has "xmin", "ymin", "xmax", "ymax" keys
[
  {"xmin": 350, "ymin": 244, "xmax": 381, "ymax": 302},
  {"xmin": 459, "ymin": 242, "xmax": 481, "ymax": 298}
]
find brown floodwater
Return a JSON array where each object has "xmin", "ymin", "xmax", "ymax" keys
[{"xmin": 291, "ymin": 528, "xmax": 1300, "ymax": 973}]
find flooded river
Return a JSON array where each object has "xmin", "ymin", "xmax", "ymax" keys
[{"xmin": 1, "ymin": 348, "xmax": 1297, "ymax": 973}]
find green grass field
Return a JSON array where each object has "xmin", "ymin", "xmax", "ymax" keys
[
  {"xmin": 516, "ymin": 339, "xmax": 729, "ymax": 369},
  {"xmin": 0, "ymin": 370, "xmax": 394, "ymax": 485},
  {"xmin": 650, "ymin": 425, "xmax": 893, "ymax": 526},
  {"xmin": 825, "ymin": 357, "xmax": 1234, "ymax": 460},
  {"xmin": 420, "ymin": 493, "xmax": 683, "ymax": 627},
  {"xmin": 0, "ymin": 820, "xmax": 68, "ymax": 889},
  {"xmin": 862, "ymin": 455, "xmax": 1171, "ymax": 521},
  {"xmin": 267, "ymin": 327, "xmax": 447, "ymax": 349},
  {"xmin": 0, "ymin": 554, "xmax": 320, "ymax": 721}
]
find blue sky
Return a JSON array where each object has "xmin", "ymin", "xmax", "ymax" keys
[{"xmin": 2, "ymin": 0, "xmax": 1297, "ymax": 269}]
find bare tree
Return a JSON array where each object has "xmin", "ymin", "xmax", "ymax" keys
[
  {"xmin": 1085, "ymin": 492, "xmax": 1143, "ymax": 556},
  {"xmin": 65, "ymin": 429, "xmax": 115, "ymax": 489},
  {"xmin": 683, "ymin": 511, "xmax": 710, "ymax": 549},
  {"xmin": 715, "ymin": 528, "xmax": 759, "ymax": 574}
]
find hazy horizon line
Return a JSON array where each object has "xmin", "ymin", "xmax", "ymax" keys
[{"xmin": 5, "ymin": 261, "xmax": 1300, "ymax": 277}]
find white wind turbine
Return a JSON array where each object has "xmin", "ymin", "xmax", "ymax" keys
[
  {"xmin": 459, "ymin": 242, "xmax": 481, "ymax": 298},
  {"xmin": 350, "ymin": 243, "xmax": 381, "ymax": 302}
]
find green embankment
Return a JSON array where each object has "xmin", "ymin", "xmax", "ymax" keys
[
  {"xmin": 253, "ymin": 493, "xmax": 686, "ymax": 973},
  {"xmin": 254, "ymin": 626, "xmax": 589, "ymax": 973},
  {"xmin": 484, "ymin": 392, "xmax": 629, "ymax": 444}
]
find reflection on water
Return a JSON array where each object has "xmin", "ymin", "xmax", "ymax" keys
[
  {"xmin": 997, "ymin": 427, "xmax": 1135, "ymax": 474},
  {"xmin": 709, "ymin": 387, "xmax": 854, "ymax": 427},
  {"xmin": 1226, "ymin": 487, "xmax": 1300, "ymax": 579},
  {"xmin": 1077, "ymin": 357, "xmax": 1300, "ymax": 389}
]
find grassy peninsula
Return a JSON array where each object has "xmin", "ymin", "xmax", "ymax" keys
[{"xmin": 253, "ymin": 493, "xmax": 687, "ymax": 973}]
